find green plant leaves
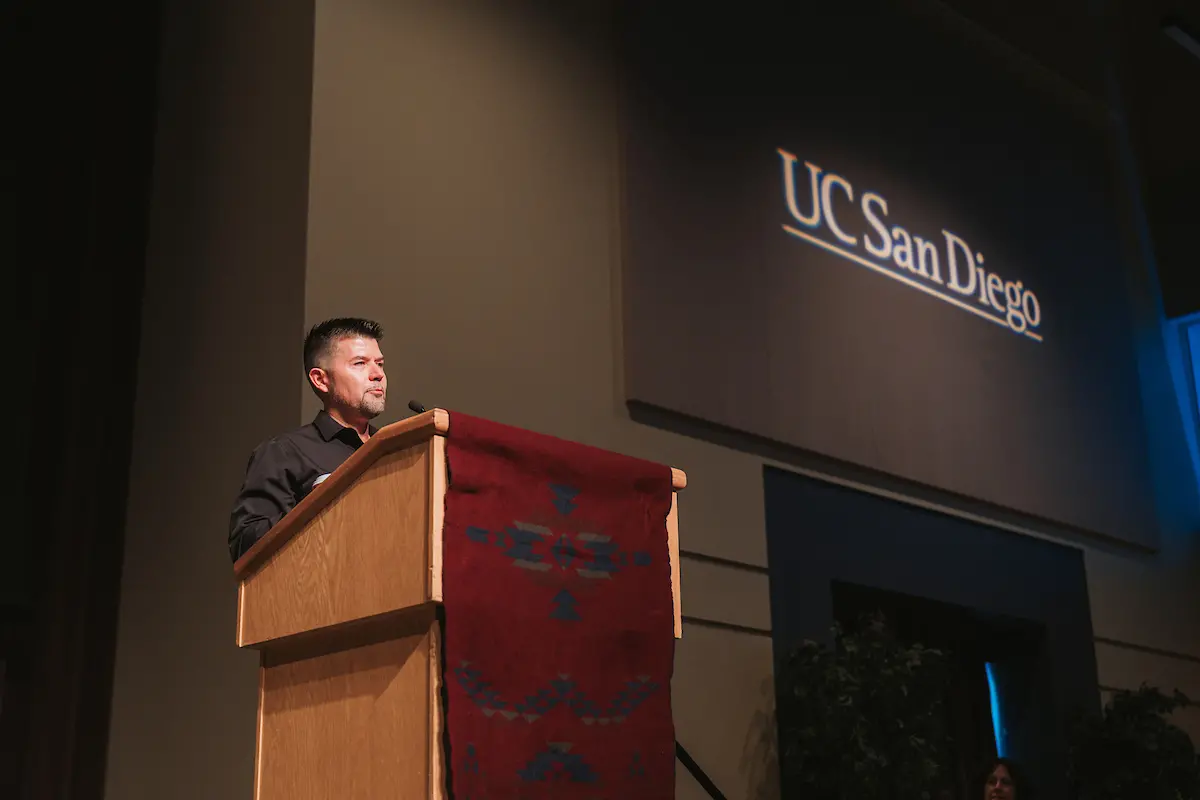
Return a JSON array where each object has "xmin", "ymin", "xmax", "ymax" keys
[
  {"xmin": 1067, "ymin": 684, "xmax": 1200, "ymax": 800},
  {"xmin": 776, "ymin": 613, "xmax": 954, "ymax": 799}
]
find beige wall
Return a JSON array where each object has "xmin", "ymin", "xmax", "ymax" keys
[
  {"xmin": 303, "ymin": 7, "xmax": 773, "ymax": 798},
  {"xmin": 104, "ymin": 0, "xmax": 314, "ymax": 798},
  {"xmin": 104, "ymin": 2, "xmax": 1199, "ymax": 800}
]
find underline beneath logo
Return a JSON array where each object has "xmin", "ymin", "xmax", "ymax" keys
[{"xmin": 782, "ymin": 225, "xmax": 1043, "ymax": 342}]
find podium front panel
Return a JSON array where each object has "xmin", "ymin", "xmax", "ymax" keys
[{"xmin": 238, "ymin": 443, "xmax": 436, "ymax": 648}]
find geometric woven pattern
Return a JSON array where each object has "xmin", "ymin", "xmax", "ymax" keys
[
  {"xmin": 465, "ymin": 521, "xmax": 654, "ymax": 580},
  {"xmin": 442, "ymin": 412, "xmax": 677, "ymax": 799},
  {"xmin": 453, "ymin": 662, "xmax": 662, "ymax": 725},
  {"xmin": 517, "ymin": 743, "xmax": 599, "ymax": 784}
]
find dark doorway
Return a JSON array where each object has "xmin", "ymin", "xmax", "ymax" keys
[{"xmin": 831, "ymin": 581, "xmax": 1046, "ymax": 798}]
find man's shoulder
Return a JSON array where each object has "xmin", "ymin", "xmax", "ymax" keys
[{"xmin": 248, "ymin": 420, "xmax": 319, "ymax": 457}]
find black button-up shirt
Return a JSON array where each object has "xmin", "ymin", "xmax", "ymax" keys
[{"xmin": 228, "ymin": 411, "xmax": 378, "ymax": 562}]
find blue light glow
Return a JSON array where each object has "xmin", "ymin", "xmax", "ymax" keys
[
  {"xmin": 1186, "ymin": 320, "xmax": 1200, "ymax": 429},
  {"xmin": 985, "ymin": 662, "xmax": 1007, "ymax": 757},
  {"xmin": 1164, "ymin": 312, "xmax": 1200, "ymax": 506}
]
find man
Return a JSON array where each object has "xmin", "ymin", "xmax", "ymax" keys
[{"xmin": 227, "ymin": 317, "xmax": 388, "ymax": 562}]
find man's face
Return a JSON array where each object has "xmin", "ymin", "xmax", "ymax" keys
[{"xmin": 313, "ymin": 336, "xmax": 387, "ymax": 420}]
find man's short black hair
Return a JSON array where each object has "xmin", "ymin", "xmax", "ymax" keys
[{"xmin": 303, "ymin": 317, "xmax": 384, "ymax": 393}]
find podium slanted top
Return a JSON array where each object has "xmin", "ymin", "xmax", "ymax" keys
[{"xmin": 232, "ymin": 409, "xmax": 686, "ymax": 583}]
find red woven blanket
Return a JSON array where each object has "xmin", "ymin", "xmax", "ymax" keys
[{"xmin": 442, "ymin": 413, "xmax": 676, "ymax": 799}]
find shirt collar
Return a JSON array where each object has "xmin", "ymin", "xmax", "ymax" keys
[{"xmin": 313, "ymin": 410, "xmax": 378, "ymax": 443}]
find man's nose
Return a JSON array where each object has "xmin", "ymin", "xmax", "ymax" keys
[{"xmin": 370, "ymin": 364, "xmax": 385, "ymax": 381}]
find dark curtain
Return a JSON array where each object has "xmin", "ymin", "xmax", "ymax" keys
[{"xmin": 4, "ymin": 1, "xmax": 163, "ymax": 797}]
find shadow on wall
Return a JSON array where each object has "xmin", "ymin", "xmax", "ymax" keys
[{"xmin": 741, "ymin": 675, "xmax": 781, "ymax": 800}]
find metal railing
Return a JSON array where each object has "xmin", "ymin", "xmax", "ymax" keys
[{"xmin": 675, "ymin": 739, "xmax": 728, "ymax": 800}]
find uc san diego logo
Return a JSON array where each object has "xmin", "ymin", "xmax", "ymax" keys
[{"xmin": 778, "ymin": 148, "xmax": 1043, "ymax": 342}]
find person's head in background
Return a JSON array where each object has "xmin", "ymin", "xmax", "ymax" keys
[
  {"xmin": 980, "ymin": 756, "xmax": 1031, "ymax": 800},
  {"xmin": 303, "ymin": 317, "xmax": 386, "ymax": 438}
]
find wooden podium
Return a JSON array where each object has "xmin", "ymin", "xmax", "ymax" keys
[{"xmin": 232, "ymin": 409, "xmax": 685, "ymax": 799}]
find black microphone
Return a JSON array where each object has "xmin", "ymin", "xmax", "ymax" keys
[{"xmin": 408, "ymin": 399, "xmax": 427, "ymax": 414}]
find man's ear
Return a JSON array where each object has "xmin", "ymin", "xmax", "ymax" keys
[{"xmin": 308, "ymin": 367, "xmax": 330, "ymax": 395}]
